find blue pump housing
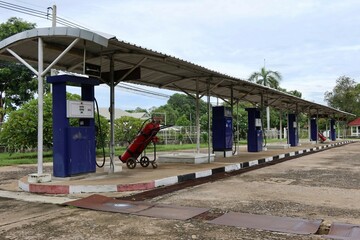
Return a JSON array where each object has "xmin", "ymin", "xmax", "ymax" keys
[
  {"xmin": 47, "ymin": 75, "xmax": 100, "ymax": 177},
  {"xmin": 212, "ymin": 106, "xmax": 233, "ymax": 151}
]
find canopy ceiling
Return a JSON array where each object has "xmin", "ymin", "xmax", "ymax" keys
[{"xmin": 0, "ymin": 27, "xmax": 353, "ymax": 119}]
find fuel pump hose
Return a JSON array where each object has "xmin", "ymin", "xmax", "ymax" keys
[{"xmin": 94, "ymin": 98, "xmax": 106, "ymax": 168}]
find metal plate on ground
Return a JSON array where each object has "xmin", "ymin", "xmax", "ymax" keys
[
  {"xmin": 209, "ymin": 212, "xmax": 322, "ymax": 235},
  {"xmin": 64, "ymin": 194, "xmax": 154, "ymax": 214},
  {"xmin": 325, "ymin": 222, "xmax": 360, "ymax": 240},
  {"xmin": 134, "ymin": 204, "xmax": 209, "ymax": 220}
]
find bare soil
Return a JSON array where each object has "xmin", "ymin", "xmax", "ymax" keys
[{"xmin": 0, "ymin": 142, "xmax": 359, "ymax": 239}]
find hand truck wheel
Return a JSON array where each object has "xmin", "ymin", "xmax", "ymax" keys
[
  {"xmin": 140, "ymin": 156, "xmax": 150, "ymax": 167},
  {"xmin": 126, "ymin": 157, "xmax": 137, "ymax": 169}
]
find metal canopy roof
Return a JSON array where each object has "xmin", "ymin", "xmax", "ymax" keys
[{"xmin": 0, "ymin": 27, "xmax": 353, "ymax": 119}]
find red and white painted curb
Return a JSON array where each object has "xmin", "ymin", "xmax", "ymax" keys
[{"xmin": 18, "ymin": 141, "xmax": 352, "ymax": 194}]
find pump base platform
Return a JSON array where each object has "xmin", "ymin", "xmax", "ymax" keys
[
  {"xmin": 17, "ymin": 141, "xmax": 352, "ymax": 195},
  {"xmin": 158, "ymin": 153, "xmax": 215, "ymax": 164},
  {"xmin": 214, "ymin": 151, "xmax": 233, "ymax": 158},
  {"xmin": 103, "ymin": 161, "xmax": 123, "ymax": 173},
  {"xmin": 28, "ymin": 173, "xmax": 52, "ymax": 183}
]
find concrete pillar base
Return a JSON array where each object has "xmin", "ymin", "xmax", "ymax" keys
[
  {"xmin": 28, "ymin": 173, "xmax": 52, "ymax": 183},
  {"xmin": 214, "ymin": 150, "xmax": 233, "ymax": 158}
]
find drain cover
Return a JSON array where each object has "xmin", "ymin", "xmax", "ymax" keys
[
  {"xmin": 209, "ymin": 212, "xmax": 322, "ymax": 235},
  {"xmin": 325, "ymin": 222, "xmax": 360, "ymax": 240},
  {"xmin": 64, "ymin": 194, "xmax": 153, "ymax": 213},
  {"xmin": 134, "ymin": 204, "xmax": 209, "ymax": 220}
]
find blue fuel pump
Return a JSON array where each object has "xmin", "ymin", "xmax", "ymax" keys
[
  {"xmin": 310, "ymin": 118, "xmax": 317, "ymax": 142},
  {"xmin": 330, "ymin": 119, "xmax": 336, "ymax": 141},
  {"xmin": 245, "ymin": 108, "xmax": 263, "ymax": 152},
  {"xmin": 288, "ymin": 113, "xmax": 299, "ymax": 147},
  {"xmin": 212, "ymin": 106, "xmax": 233, "ymax": 157},
  {"xmin": 47, "ymin": 75, "xmax": 100, "ymax": 177}
]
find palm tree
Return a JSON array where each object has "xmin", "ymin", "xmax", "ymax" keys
[
  {"xmin": 248, "ymin": 67, "xmax": 282, "ymax": 89},
  {"xmin": 248, "ymin": 67, "xmax": 282, "ymax": 130}
]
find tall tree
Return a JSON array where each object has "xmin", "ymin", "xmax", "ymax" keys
[
  {"xmin": 152, "ymin": 93, "xmax": 208, "ymax": 127},
  {"xmin": 0, "ymin": 17, "xmax": 37, "ymax": 123},
  {"xmin": 248, "ymin": 67, "xmax": 283, "ymax": 130},
  {"xmin": 248, "ymin": 67, "xmax": 282, "ymax": 89},
  {"xmin": 288, "ymin": 90, "xmax": 302, "ymax": 98},
  {"xmin": 324, "ymin": 76, "xmax": 360, "ymax": 116}
]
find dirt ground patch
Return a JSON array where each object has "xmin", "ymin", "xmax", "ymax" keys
[
  {"xmin": 150, "ymin": 142, "xmax": 360, "ymax": 227},
  {"xmin": 0, "ymin": 197, "xmax": 322, "ymax": 240},
  {"xmin": 0, "ymin": 142, "xmax": 359, "ymax": 239}
]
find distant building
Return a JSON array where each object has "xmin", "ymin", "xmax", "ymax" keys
[
  {"xmin": 98, "ymin": 108, "xmax": 150, "ymax": 120},
  {"xmin": 348, "ymin": 117, "xmax": 360, "ymax": 137}
]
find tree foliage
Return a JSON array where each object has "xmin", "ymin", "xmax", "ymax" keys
[
  {"xmin": 175, "ymin": 114, "xmax": 191, "ymax": 126},
  {"xmin": 114, "ymin": 116, "xmax": 144, "ymax": 145},
  {"xmin": 151, "ymin": 93, "xmax": 208, "ymax": 129},
  {"xmin": 248, "ymin": 67, "xmax": 282, "ymax": 89},
  {"xmin": 288, "ymin": 90, "xmax": 302, "ymax": 98},
  {"xmin": 0, "ymin": 17, "xmax": 36, "ymax": 40},
  {"xmin": 0, "ymin": 17, "xmax": 37, "ymax": 123},
  {"xmin": 324, "ymin": 76, "xmax": 360, "ymax": 116},
  {"xmin": 0, "ymin": 93, "xmax": 109, "ymax": 152}
]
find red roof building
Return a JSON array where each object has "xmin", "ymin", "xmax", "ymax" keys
[{"xmin": 348, "ymin": 117, "xmax": 360, "ymax": 137}]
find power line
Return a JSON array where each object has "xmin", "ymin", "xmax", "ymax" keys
[
  {"xmin": 0, "ymin": 1, "xmax": 89, "ymax": 29},
  {"xmin": 117, "ymin": 83, "xmax": 171, "ymax": 99},
  {"xmin": 0, "ymin": 1, "xmax": 171, "ymax": 100}
]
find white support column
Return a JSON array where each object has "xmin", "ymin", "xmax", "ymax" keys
[
  {"xmin": 207, "ymin": 80, "xmax": 211, "ymax": 163},
  {"xmin": 279, "ymin": 112, "xmax": 282, "ymax": 139},
  {"xmin": 286, "ymin": 113, "xmax": 289, "ymax": 144},
  {"xmin": 37, "ymin": 37, "xmax": 44, "ymax": 175},
  {"xmin": 316, "ymin": 110, "xmax": 319, "ymax": 144},
  {"xmin": 308, "ymin": 117, "xmax": 311, "ymax": 141},
  {"xmin": 266, "ymin": 106, "xmax": 270, "ymax": 131},
  {"xmin": 9, "ymin": 38, "xmax": 51, "ymax": 183},
  {"xmin": 196, "ymin": 80, "xmax": 200, "ymax": 154},
  {"xmin": 109, "ymin": 55, "xmax": 115, "ymax": 173}
]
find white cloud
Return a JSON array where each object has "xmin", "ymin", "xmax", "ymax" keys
[{"xmin": 2, "ymin": 0, "xmax": 360, "ymax": 109}]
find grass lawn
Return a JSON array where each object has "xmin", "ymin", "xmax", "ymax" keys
[{"xmin": 0, "ymin": 138, "xmax": 289, "ymax": 167}]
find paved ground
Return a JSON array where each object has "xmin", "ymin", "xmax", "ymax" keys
[{"xmin": 0, "ymin": 141, "xmax": 359, "ymax": 239}]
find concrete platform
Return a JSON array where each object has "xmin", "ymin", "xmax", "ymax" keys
[
  {"xmin": 157, "ymin": 153, "xmax": 215, "ymax": 164},
  {"xmin": 18, "ymin": 141, "xmax": 352, "ymax": 194},
  {"xmin": 266, "ymin": 143, "xmax": 290, "ymax": 149}
]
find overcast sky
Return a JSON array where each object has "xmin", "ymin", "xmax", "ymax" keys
[{"xmin": 1, "ymin": 0, "xmax": 360, "ymax": 110}]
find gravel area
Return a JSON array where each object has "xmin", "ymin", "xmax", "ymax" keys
[
  {"xmin": 0, "ymin": 142, "xmax": 359, "ymax": 239},
  {"xmin": 0, "ymin": 198, "xmax": 322, "ymax": 240}
]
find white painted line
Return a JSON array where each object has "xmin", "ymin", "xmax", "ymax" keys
[
  {"xmin": 18, "ymin": 180, "xmax": 29, "ymax": 192},
  {"xmin": 249, "ymin": 160, "xmax": 258, "ymax": 166},
  {"xmin": 298, "ymin": 150, "xmax": 303, "ymax": 154},
  {"xmin": 225, "ymin": 164, "xmax": 241, "ymax": 172},
  {"xmin": 279, "ymin": 154, "xmax": 285, "ymax": 159},
  {"xmin": 195, "ymin": 170, "xmax": 212, "ymax": 178},
  {"xmin": 154, "ymin": 176, "xmax": 178, "ymax": 187},
  {"xmin": 69, "ymin": 185, "xmax": 117, "ymax": 194},
  {"xmin": 289, "ymin": 152, "xmax": 295, "ymax": 156},
  {"xmin": 265, "ymin": 157, "xmax": 273, "ymax": 162}
]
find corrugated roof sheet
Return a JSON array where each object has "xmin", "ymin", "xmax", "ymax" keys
[{"xmin": 0, "ymin": 27, "xmax": 354, "ymax": 119}]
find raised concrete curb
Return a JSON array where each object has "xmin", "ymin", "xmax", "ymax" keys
[{"xmin": 18, "ymin": 141, "xmax": 352, "ymax": 194}]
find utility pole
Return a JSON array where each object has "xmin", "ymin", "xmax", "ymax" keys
[{"xmin": 52, "ymin": 5, "xmax": 57, "ymax": 27}]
